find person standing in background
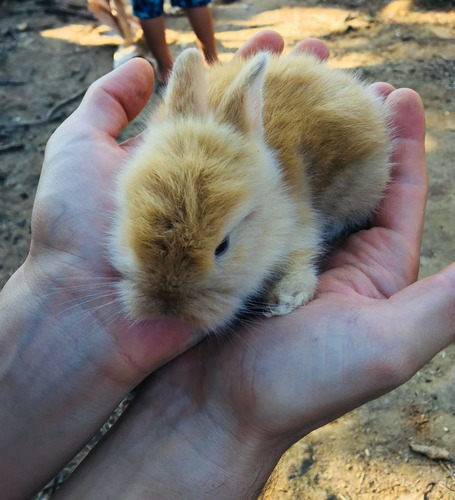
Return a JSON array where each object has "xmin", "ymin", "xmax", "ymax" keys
[{"xmin": 132, "ymin": 0, "xmax": 218, "ymax": 83}]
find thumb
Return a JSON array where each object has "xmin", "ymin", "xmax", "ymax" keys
[
  {"xmin": 387, "ymin": 263, "xmax": 455, "ymax": 377},
  {"xmin": 74, "ymin": 57, "xmax": 155, "ymax": 138}
]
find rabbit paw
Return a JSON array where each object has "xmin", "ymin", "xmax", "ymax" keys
[{"xmin": 263, "ymin": 269, "xmax": 318, "ymax": 317}]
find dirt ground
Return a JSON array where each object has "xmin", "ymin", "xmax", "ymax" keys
[{"xmin": 1, "ymin": 0, "xmax": 455, "ymax": 498}]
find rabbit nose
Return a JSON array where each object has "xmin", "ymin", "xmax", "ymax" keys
[
  {"xmin": 163, "ymin": 278, "xmax": 181, "ymax": 289},
  {"xmin": 157, "ymin": 286, "xmax": 184, "ymax": 315}
]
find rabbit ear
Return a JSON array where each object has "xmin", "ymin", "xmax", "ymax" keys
[
  {"xmin": 218, "ymin": 52, "xmax": 269, "ymax": 135},
  {"xmin": 165, "ymin": 48, "xmax": 208, "ymax": 118}
]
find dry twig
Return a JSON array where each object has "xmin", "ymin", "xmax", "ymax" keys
[
  {"xmin": 0, "ymin": 142, "xmax": 23, "ymax": 153},
  {"xmin": 410, "ymin": 442, "xmax": 451, "ymax": 461},
  {"xmin": 2, "ymin": 87, "xmax": 87, "ymax": 128}
]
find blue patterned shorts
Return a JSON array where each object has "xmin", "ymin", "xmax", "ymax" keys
[{"xmin": 132, "ymin": 0, "xmax": 211, "ymax": 19}]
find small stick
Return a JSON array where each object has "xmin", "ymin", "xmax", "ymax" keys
[
  {"xmin": 44, "ymin": 6, "xmax": 95, "ymax": 20},
  {"xmin": 45, "ymin": 87, "xmax": 87, "ymax": 120},
  {"xmin": 0, "ymin": 79, "xmax": 26, "ymax": 86},
  {"xmin": 0, "ymin": 142, "xmax": 24, "ymax": 153},
  {"xmin": 2, "ymin": 87, "xmax": 87, "ymax": 128}
]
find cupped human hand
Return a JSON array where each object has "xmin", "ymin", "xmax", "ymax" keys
[
  {"xmin": 24, "ymin": 30, "xmax": 300, "ymax": 383},
  {"xmin": 25, "ymin": 56, "xmax": 206, "ymax": 385},
  {"xmin": 121, "ymin": 82, "xmax": 455, "ymax": 498},
  {"xmin": 176, "ymin": 87, "xmax": 436, "ymax": 442}
]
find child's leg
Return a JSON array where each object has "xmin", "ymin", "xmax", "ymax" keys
[
  {"xmin": 132, "ymin": 0, "xmax": 173, "ymax": 82},
  {"xmin": 175, "ymin": 1, "xmax": 218, "ymax": 65},
  {"xmin": 140, "ymin": 16, "xmax": 174, "ymax": 82}
]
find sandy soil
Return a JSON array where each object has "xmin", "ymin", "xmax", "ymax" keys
[{"xmin": 1, "ymin": 0, "xmax": 455, "ymax": 498}]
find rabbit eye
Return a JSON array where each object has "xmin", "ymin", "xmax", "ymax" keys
[{"xmin": 215, "ymin": 235, "xmax": 230, "ymax": 258}]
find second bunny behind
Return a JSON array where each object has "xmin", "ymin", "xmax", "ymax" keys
[{"xmin": 110, "ymin": 49, "xmax": 392, "ymax": 333}]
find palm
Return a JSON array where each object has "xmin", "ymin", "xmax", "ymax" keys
[
  {"xmin": 29, "ymin": 61, "xmax": 198, "ymax": 383},
  {"xmin": 319, "ymin": 226, "xmax": 416, "ymax": 299},
  {"xmin": 227, "ymin": 225, "xmax": 417, "ymax": 432},
  {"xmin": 35, "ymin": 124, "xmax": 127, "ymax": 273}
]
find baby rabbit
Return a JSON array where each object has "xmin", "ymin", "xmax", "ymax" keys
[{"xmin": 110, "ymin": 48, "xmax": 391, "ymax": 333}]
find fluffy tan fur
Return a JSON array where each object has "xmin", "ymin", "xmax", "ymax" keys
[
  {"xmin": 109, "ymin": 49, "xmax": 391, "ymax": 332},
  {"xmin": 208, "ymin": 54, "xmax": 391, "ymax": 236}
]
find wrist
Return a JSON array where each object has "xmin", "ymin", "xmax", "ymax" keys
[
  {"xmin": 142, "ymin": 393, "xmax": 282, "ymax": 499},
  {"xmin": 0, "ymin": 259, "xmax": 133, "ymax": 498},
  {"xmin": 57, "ymin": 356, "xmax": 286, "ymax": 499}
]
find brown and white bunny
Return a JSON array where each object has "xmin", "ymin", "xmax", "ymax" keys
[{"xmin": 109, "ymin": 48, "xmax": 391, "ymax": 333}]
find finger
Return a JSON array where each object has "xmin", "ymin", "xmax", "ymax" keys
[
  {"xmin": 73, "ymin": 58, "xmax": 155, "ymax": 138},
  {"xmin": 234, "ymin": 30, "xmax": 284, "ymax": 59},
  {"xmin": 373, "ymin": 89, "xmax": 427, "ymax": 246},
  {"xmin": 288, "ymin": 38, "xmax": 330, "ymax": 61},
  {"xmin": 385, "ymin": 263, "xmax": 455, "ymax": 382},
  {"xmin": 369, "ymin": 82, "xmax": 395, "ymax": 99}
]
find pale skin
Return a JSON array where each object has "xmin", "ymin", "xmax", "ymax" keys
[{"xmin": 1, "ymin": 30, "xmax": 454, "ymax": 499}]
